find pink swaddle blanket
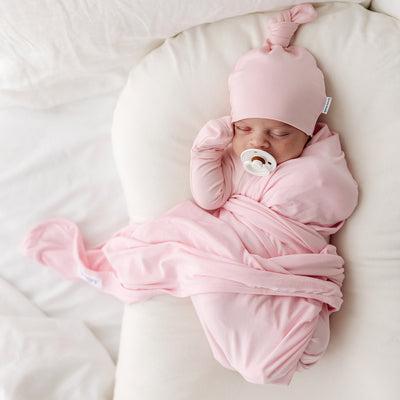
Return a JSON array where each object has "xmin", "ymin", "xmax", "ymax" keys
[{"xmin": 22, "ymin": 116, "xmax": 358, "ymax": 384}]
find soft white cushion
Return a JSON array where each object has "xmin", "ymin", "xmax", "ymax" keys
[
  {"xmin": 371, "ymin": 0, "xmax": 400, "ymax": 19},
  {"xmin": 112, "ymin": 2, "xmax": 400, "ymax": 399},
  {"xmin": 0, "ymin": 0, "xmax": 368, "ymax": 108}
]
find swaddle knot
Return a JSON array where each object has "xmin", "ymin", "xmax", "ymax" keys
[{"xmin": 266, "ymin": 3, "xmax": 317, "ymax": 48}]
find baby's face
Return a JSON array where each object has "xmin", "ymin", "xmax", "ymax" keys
[{"xmin": 232, "ymin": 118, "xmax": 309, "ymax": 165}]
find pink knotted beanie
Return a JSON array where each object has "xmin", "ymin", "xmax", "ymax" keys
[{"xmin": 228, "ymin": 3, "xmax": 327, "ymax": 136}]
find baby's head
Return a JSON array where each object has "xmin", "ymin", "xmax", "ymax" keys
[{"xmin": 228, "ymin": 3, "xmax": 328, "ymax": 164}]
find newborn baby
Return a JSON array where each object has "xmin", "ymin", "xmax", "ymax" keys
[{"xmin": 23, "ymin": 3, "xmax": 358, "ymax": 385}]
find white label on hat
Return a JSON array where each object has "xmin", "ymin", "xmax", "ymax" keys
[{"xmin": 322, "ymin": 97, "xmax": 332, "ymax": 114}]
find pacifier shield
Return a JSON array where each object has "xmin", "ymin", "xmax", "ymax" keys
[{"xmin": 240, "ymin": 149, "xmax": 277, "ymax": 176}]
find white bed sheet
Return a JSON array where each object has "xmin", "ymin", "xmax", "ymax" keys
[
  {"xmin": 0, "ymin": 0, "xmax": 369, "ymax": 109},
  {"xmin": 0, "ymin": 92, "xmax": 128, "ymax": 398}
]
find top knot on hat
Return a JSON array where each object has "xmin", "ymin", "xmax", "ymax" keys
[
  {"xmin": 266, "ymin": 3, "xmax": 317, "ymax": 48},
  {"xmin": 228, "ymin": 3, "xmax": 327, "ymax": 136}
]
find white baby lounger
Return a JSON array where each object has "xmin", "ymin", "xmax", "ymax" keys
[{"xmin": 111, "ymin": 2, "xmax": 400, "ymax": 399}]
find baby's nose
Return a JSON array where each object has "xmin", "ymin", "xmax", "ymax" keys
[{"xmin": 250, "ymin": 131, "xmax": 269, "ymax": 147}]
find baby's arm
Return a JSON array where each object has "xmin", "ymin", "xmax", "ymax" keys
[{"xmin": 190, "ymin": 116, "xmax": 234, "ymax": 210}]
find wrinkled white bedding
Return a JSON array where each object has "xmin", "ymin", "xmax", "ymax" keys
[
  {"xmin": 0, "ymin": 94, "xmax": 127, "ymax": 398},
  {"xmin": 0, "ymin": 0, "xmax": 368, "ymax": 109}
]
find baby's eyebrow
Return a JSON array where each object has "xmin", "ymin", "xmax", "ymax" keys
[
  {"xmin": 272, "ymin": 125, "xmax": 296, "ymax": 131},
  {"xmin": 273, "ymin": 123, "xmax": 291, "ymax": 128}
]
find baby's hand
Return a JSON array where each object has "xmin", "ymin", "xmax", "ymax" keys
[{"xmin": 192, "ymin": 116, "xmax": 233, "ymax": 151}]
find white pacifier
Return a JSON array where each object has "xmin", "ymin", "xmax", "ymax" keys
[{"xmin": 240, "ymin": 149, "xmax": 277, "ymax": 176}]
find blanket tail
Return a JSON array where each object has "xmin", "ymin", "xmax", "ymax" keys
[
  {"xmin": 22, "ymin": 217, "xmax": 343, "ymax": 309},
  {"xmin": 21, "ymin": 219, "xmax": 132, "ymax": 299}
]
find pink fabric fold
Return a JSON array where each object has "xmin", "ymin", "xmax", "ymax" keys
[{"xmin": 22, "ymin": 116, "xmax": 358, "ymax": 385}]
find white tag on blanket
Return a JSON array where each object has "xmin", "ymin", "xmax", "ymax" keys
[
  {"xmin": 78, "ymin": 268, "xmax": 103, "ymax": 288},
  {"xmin": 322, "ymin": 97, "xmax": 332, "ymax": 114}
]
